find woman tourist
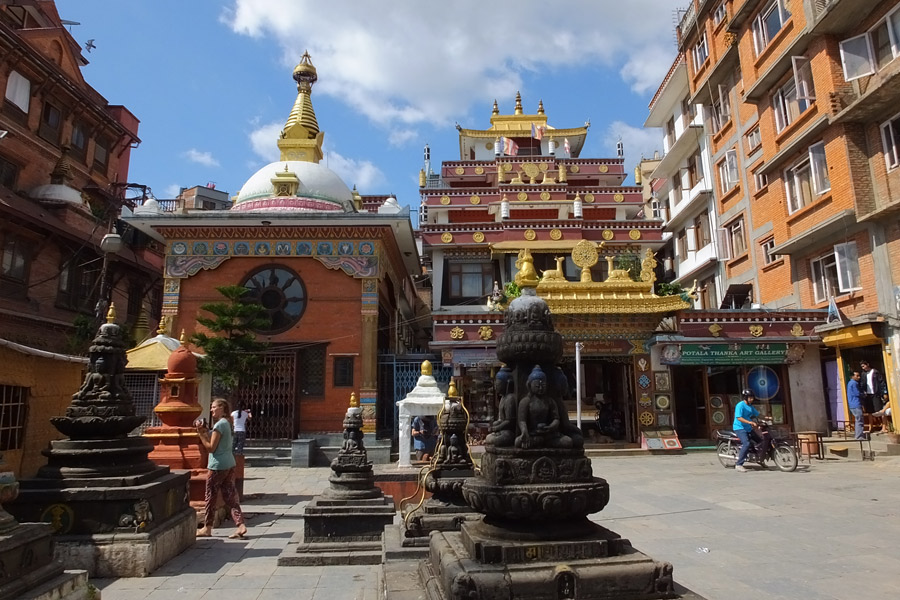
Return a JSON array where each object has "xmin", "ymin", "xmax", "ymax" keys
[{"xmin": 196, "ymin": 398, "xmax": 247, "ymax": 539}]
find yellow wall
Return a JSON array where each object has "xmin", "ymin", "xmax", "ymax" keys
[{"xmin": 0, "ymin": 346, "xmax": 84, "ymax": 478}]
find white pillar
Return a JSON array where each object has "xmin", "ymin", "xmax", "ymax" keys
[{"xmin": 398, "ymin": 409, "xmax": 412, "ymax": 468}]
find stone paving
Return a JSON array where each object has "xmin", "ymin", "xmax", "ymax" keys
[{"xmin": 91, "ymin": 452, "xmax": 900, "ymax": 600}]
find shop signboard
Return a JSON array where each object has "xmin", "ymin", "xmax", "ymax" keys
[
  {"xmin": 660, "ymin": 342, "xmax": 805, "ymax": 365},
  {"xmin": 451, "ymin": 347, "xmax": 500, "ymax": 367}
]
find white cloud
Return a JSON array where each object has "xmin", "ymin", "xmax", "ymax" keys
[
  {"xmin": 248, "ymin": 121, "xmax": 282, "ymax": 162},
  {"xmin": 388, "ymin": 129, "xmax": 417, "ymax": 147},
  {"xmin": 324, "ymin": 151, "xmax": 385, "ymax": 191},
  {"xmin": 246, "ymin": 121, "xmax": 385, "ymax": 191},
  {"xmin": 184, "ymin": 149, "xmax": 220, "ymax": 167},
  {"xmin": 225, "ymin": 0, "xmax": 676, "ymax": 133},
  {"xmin": 604, "ymin": 120, "xmax": 663, "ymax": 182}
]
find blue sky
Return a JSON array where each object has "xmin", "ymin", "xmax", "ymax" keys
[{"xmin": 55, "ymin": 1, "xmax": 680, "ymax": 218}]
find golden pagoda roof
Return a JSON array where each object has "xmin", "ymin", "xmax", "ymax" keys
[{"xmin": 126, "ymin": 333, "xmax": 181, "ymax": 371}]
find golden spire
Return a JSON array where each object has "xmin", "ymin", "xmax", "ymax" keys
[
  {"xmin": 179, "ymin": 329, "xmax": 187, "ymax": 344},
  {"xmin": 349, "ymin": 392, "xmax": 359, "ymax": 408},
  {"xmin": 447, "ymin": 380, "xmax": 458, "ymax": 397},
  {"xmin": 492, "ymin": 99, "xmax": 499, "ymax": 116},
  {"xmin": 514, "ymin": 91, "xmax": 523, "ymax": 115},
  {"xmin": 106, "ymin": 303, "xmax": 116, "ymax": 323},
  {"xmin": 278, "ymin": 51, "xmax": 324, "ymax": 163},
  {"xmin": 537, "ymin": 99, "xmax": 544, "ymax": 115},
  {"xmin": 421, "ymin": 360, "xmax": 433, "ymax": 376}
]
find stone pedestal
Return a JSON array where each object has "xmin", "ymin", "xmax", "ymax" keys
[
  {"xmin": 5, "ymin": 306, "xmax": 195, "ymax": 577},
  {"xmin": 279, "ymin": 393, "xmax": 396, "ymax": 566}
]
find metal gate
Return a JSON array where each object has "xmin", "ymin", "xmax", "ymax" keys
[
  {"xmin": 378, "ymin": 354, "xmax": 452, "ymax": 439},
  {"xmin": 125, "ymin": 372, "xmax": 161, "ymax": 433},
  {"xmin": 239, "ymin": 351, "xmax": 296, "ymax": 440}
]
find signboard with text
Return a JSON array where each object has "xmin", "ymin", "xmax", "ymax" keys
[{"xmin": 659, "ymin": 343, "xmax": 805, "ymax": 365}]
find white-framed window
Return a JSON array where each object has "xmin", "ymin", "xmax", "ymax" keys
[
  {"xmin": 811, "ymin": 242, "xmax": 861, "ymax": 302},
  {"xmin": 4, "ymin": 70, "xmax": 30, "ymax": 113},
  {"xmin": 880, "ymin": 113, "xmax": 900, "ymax": 170},
  {"xmin": 784, "ymin": 142, "xmax": 830, "ymax": 214},
  {"xmin": 717, "ymin": 149, "xmax": 739, "ymax": 194},
  {"xmin": 761, "ymin": 238, "xmax": 779, "ymax": 265},
  {"xmin": 711, "ymin": 84, "xmax": 732, "ymax": 131},
  {"xmin": 773, "ymin": 62, "xmax": 813, "ymax": 133},
  {"xmin": 754, "ymin": 169, "xmax": 769, "ymax": 192},
  {"xmin": 840, "ymin": 8, "xmax": 900, "ymax": 81},
  {"xmin": 747, "ymin": 126, "xmax": 762, "ymax": 151},
  {"xmin": 713, "ymin": 2, "xmax": 727, "ymax": 26},
  {"xmin": 727, "ymin": 217, "xmax": 746, "ymax": 257},
  {"xmin": 752, "ymin": 0, "xmax": 791, "ymax": 55},
  {"xmin": 692, "ymin": 33, "xmax": 709, "ymax": 69}
]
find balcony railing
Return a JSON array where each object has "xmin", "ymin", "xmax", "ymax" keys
[{"xmin": 676, "ymin": 3, "xmax": 697, "ymax": 42}]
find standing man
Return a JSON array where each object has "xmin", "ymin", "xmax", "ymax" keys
[
  {"xmin": 733, "ymin": 389, "xmax": 761, "ymax": 473},
  {"xmin": 860, "ymin": 360, "xmax": 885, "ymax": 413},
  {"xmin": 847, "ymin": 370, "xmax": 865, "ymax": 441},
  {"xmin": 411, "ymin": 414, "xmax": 438, "ymax": 463}
]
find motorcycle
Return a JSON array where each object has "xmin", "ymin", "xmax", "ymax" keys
[{"xmin": 715, "ymin": 418, "xmax": 798, "ymax": 472}]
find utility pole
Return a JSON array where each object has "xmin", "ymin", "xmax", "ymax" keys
[{"xmin": 575, "ymin": 341, "xmax": 584, "ymax": 429}]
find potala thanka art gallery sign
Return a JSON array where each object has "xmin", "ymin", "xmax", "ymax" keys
[{"xmin": 659, "ymin": 343, "xmax": 806, "ymax": 365}]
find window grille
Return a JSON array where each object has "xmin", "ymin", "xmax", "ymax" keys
[{"xmin": 0, "ymin": 384, "xmax": 27, "ymax": 451}]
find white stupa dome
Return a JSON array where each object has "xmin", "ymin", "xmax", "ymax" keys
[
  {"xmin": 231, "ymin": 160, "xmax": 354, "ymax": 213},
  {"xmin": 29, "ymin": 183, "xmax": 83, "ymax": 205}
]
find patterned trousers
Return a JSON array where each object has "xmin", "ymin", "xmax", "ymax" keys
[{"xmin": 204, "ymin": 467, "xmax": 244, "ymax": 528}]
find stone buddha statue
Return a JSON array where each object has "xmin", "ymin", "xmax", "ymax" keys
[
  {"xmin": 515, "ymin": 365, "xmax": 572, "ymax": 449},
  {"xmin": 486, "ymin": 367, "xmax": 516, "ymax": 447}
]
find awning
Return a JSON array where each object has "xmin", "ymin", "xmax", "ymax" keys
[
  {"xmin": 770, "ymin": 209, "xmax": 858, "ymax": 255},
  {"xmin": 720, "ymin": 284, "xmax": 753, "ymax": 309}
]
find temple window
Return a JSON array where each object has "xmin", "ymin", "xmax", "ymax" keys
[{"xmin": 242, "ymin": 265, "xmax": 307, "ymax": 334}]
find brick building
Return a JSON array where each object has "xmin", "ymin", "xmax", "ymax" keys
[
  {"xmin": 125, "ymin": 53, "xmax": 430, "ymax": 440},
  {"xmin": 660, "ymin": 0, "xmax": 900, "ymax": 433},
  {"xmin": 0, "ymin": 0, "xmax": 160, "ymax": 353}
]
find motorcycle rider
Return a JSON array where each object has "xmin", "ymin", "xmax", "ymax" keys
[{"xmin": 733, "ymin": 388, "xmax": 769, "ymax": 472}]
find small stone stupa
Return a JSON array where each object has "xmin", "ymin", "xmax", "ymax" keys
[
  {"xmin": 279, "ymin": 392, "xmax": 395, "ymax": 566},
  {"xmin": 7, "ymin": 306, "xmax": 195, "ymax": 577},
  {"xmin": 414, "ymin": 250, "xmax": 689, "ymax": 599}
]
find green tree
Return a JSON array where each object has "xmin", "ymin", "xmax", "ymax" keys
[{"xmin": 190, "ymin": 285, "xmax": 271, "ymax": 399}]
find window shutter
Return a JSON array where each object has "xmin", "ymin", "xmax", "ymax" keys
[
  {"xmin": 686, "ymin": 227, "xmax": 698, "ymax": 252},
  {"xmin": 834, "ymin": 242, "xmax": 861, "ymax": 291},
  {"xmin": 716, "ymin": 228, "xmax": 732, "ymax": 261},
  {"xmin": 792, "ymin": 56, "xmax": 815, "ymax": 101},
  {"xmin": 718, "ymin": 84, "xmax": 731, "ymax": 118},
  {"xmin": 839, "ymin": 34, "xmax": 875, "ymax": 81}
]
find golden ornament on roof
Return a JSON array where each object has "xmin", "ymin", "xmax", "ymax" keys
[
  {"xmin": 475, "ymin": 166, "xmax": 484, "ymax": 175},
  {"xmin": 349, "ymin": 392, "xmax": 359, "ymax": 408},
  {"xmin": 478, "ymin": 326, "xmax": 493, "ymax": 340},
  {"xmin": 629, "ymin": 229, "xmax": 642, "ymax": 240},
  {"xmin": 455, "ymin": 167, "xmax": 465, "ymax": 175},
  {"xmin": 599, "ymin": 164, "xmax": 609, "ymax": 173},
  {"xmin": 514, "ymin": 248, "xmax": 540, "ymax": 288},
  {"xmin": 572, "ymin": 239, "xmax": 600, "ymax": 269},
  {"xmin": 790, "ymin": 323, "xmax": 804, "ymax": 337},
  {"xmin": 614, "ymin": 193, "xmax": 624, "ymax": 203},
  {"xmin": 441, "ymin": 233, "xmax": 453, "ymax": 243},
  {"xmin": 524, "ymin": 229, "xmax": 537, "ymax": 241},
  {"xmin": 550, "ymin": 229, "xmax": 562, "ymax": 240},
  {"xmin": 440, "ymin": 195, "xmax": 451, "ymax": 205},
  {"xmin": 470, "ymin": 195, "xmax": 481, "ymax": 205},
  {"xmin": 450, "ymin": 326, "xmax": 465, "ymax": 340},
  {"xmin": 584, "ymin": 193, "xmax": 594, "ymax": 203},
  {"xmin": 570, "ymin": 165, "xmax": 580, "ymax": 173},
  {"xmin": 421, "ymin": 360, "xmax": 433, "ymax": 376},
  {"xmin": 473, "ymin": 232, "xmax": 485, "ymax": 243},
  {"xmin": 602, "ymin": 229, "xmax": 614, "ymax": 240},
  {"xmin": 517, "ymin": 192, "xmax": 528, "ymax": 201}
]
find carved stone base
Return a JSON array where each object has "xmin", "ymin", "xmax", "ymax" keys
[
  {"xmin": 278, "ymin": 493, "xmax": 395, "ymax": 566},
  {"xmin": 8, "ymin": 469, "xmax": 190, "ymax": 537},
  {"xmin": 0, "ymin": 523, "xmax": 62, "ymax": 600},
  {"xmin": 420, "ymin": 522, "xmax": 683, "ymax": 600},
  {"xmin": 36, "ymin": 437, "xmax": 159, "ymax": 479},
  {"xmin": 325, "ymin": 465, "xmax": 386, "ymax": 500}
]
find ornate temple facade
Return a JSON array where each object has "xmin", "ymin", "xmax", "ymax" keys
[
  {"xmin": 419, "ymin": 95, "xmax": 695, "ymax": 445},
  {"xmin": 126, "ymin": 54, "xmax": 429, "ymax": 439}
]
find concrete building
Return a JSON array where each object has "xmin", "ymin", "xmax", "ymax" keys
[{"xmin": 658, "ymin": 0, "xmax": 900, "ymax": 434}]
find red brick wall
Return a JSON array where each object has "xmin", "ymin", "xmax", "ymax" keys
[{"xmin": 172, "ymin": 256, "xmax": 364, "ymax": 432}]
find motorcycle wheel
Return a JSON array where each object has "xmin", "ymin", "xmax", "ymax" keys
[
  {"xmin": 771, "ymin": 444, "xmax": 798, "ymax": 472},
  {"xmin": 716, "ymin": 441, "xmax": 737, "ymax": 468}
]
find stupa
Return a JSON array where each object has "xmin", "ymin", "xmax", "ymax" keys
[
  {"xmin": 411, "ymin": 251, "xmax": 693, "ymax": 599},
  {"xmin": 279, "ymin": 393, "xmax": 395, "ymax": 566},
  {"xmin": 6, "ymin": 306, "xmax": 195, "ymax": 577}
]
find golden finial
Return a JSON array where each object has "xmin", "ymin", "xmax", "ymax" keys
[
  {"xmin": 447, "ymin": 380, "xmax": 458, "ymax": 398},
  {"xmin": 106, "ymin": 303, "xmax": 116, "ymax": 323},
  {"xmin": 514, "ymin": 91, "xmax": 523, "ymax": 115},
  {"xmin": 156, "ymin": 316, "xmax": 167, "ymax": 335},
  {"xmin": 537, "ymin": 99, "xmax": 544, "ymax": 115},
  {"xmin": 492, "ymin": 99, "xmax": 499, "ymax": 116},
  {"xmin": 280, "ymin": 51, "xmax": 322, "ymax": 163},
  {"xmin": 421, "ymin": 360, "xmax": 433, "ymax": 376},
  {"xmin": 349, "ymin": 392, "xmax": 359, "ymax": 408},
  {"xmin": 179, "ymin": 329, "xmax": 187, "ymax": 344}
]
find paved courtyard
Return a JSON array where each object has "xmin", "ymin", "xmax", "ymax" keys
[{"xmin": 92, "ymin": 452, "xmax": 900, "ymax": 600}]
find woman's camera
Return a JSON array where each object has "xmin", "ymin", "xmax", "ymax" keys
[{"xmin": 194, "ymin": 417, "xmax": 207, "ymax": 428}]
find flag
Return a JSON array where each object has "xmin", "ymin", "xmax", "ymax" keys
[
  {"xmin": 531, "ymin": 123, "xmax": 543, "ymax": 140},
  {"xmin": 502, "ymin": 137, "xmax": 518, "ymax": 156},
  {"xmin": 826, "ymin": 296, "xmax": 843, "ymax": 324},
  {"xmin": 206, "ymin": 182, "xmax": 216, "ymax": 189},
  {"xmin": 564, "ymin": 138, "xmax": 571, "ymax": 155}
]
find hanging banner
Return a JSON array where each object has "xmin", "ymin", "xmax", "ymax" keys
[{"xmin": 660, "ymin": 343, "xmax": 805, "ymax": 365}]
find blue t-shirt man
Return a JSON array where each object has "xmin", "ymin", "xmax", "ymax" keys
[
  {"xmin": 733, "ymin": 400, "xmax": 759, "ymax": 432},
  {"xmin": 847, "ymin": 371, "xmax": 865, "ymax": 440}
]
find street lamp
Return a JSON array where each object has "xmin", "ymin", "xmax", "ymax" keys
[
  {"xmin": 575, "ymin": 341, "xmax": 584, "ymax": 429},
  {"xmin": 95, "ymin": 230, "xmax": 122, "ymax": 320}
]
